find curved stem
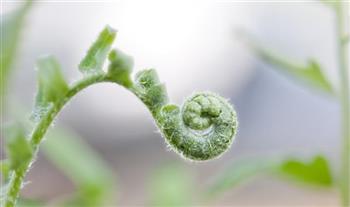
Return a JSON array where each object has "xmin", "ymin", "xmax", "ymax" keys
[
  {"xmin": 336, "ymin": 1, "xmax": 349, "ymax": 206},
  {"xmin": 5, "ymin": 73, "xmax": 112, "ymax": 207},
  {"xmin": 2, "ymin": 22, "xmax": 238, "ymax": 205},
  {"xmin": 4, "ymin": 66, "xmax": 238, "ymax": 206}
]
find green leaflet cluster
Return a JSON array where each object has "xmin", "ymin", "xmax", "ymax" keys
[
  {"xmin": 4, "ymin": 25, "xmax": 238, "ymax": 206},
  {"xmin": 30, "ymin": 26, "xmax": 239, "ymax": 162},
  {"xmin": 79, "ymin": 26, "xmax": 238, "ymax": 161}
]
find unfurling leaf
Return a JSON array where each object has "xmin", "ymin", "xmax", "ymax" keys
[
  {"xmin": 5, "ymin": 124, "xmax": 32, "ymax": 171},
  {"xmin": 107, "ymin": 49, "xmax": 133, "ymax": 88},
  {"xmin": 32, "ymin": 56, "xmax": 68, "ymax": 121},
  {"xmin": 134, "ymin": 69, "xmax": 168, "ymax": 112},
  {"xmin": 35, "ymin": 55, "xmax": 68, "ymax": 108},
  {"xmin": 278, "ymin": 155, "xmax": 333, "ymax": 187},
  {"xmin": 79, "ymin": 26, "xmax": 117, "ymax": 74}
]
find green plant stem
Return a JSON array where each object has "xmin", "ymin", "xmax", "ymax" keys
[
  {"xmin": 4, "ymin": 67, "xmax": 238, "ymax": 206},
  {"xmin": 336, "ymin": 1, "xmax": 350, "ymax": 206},
  {"xmin": 3, "ymin": 24, "xmax": 238, "ymax": 206},
  {"xmin": 4, "ymin": 73, "xmax": 111, "ymax": 207}
]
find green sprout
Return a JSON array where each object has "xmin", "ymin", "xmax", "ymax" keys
[{"xmin": 2, "ymin": 26, "xmax": 238, "ymax": 206}]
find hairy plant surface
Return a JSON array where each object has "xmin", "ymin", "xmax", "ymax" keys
[{"xmin": 1, "ymin": 26, "xmax": 238, "ymax": 207}]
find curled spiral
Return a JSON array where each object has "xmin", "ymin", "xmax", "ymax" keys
[{"xmin": 133, "ymin": 69, "xmax": 238, "ymax": 161}]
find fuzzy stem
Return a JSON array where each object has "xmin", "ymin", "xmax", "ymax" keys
[
  {"xmin": 335, "ymin": 1, "xmax": 350, "ymax": 206},
  {"xmin": 4, "ymin": 73, "xmax": 110, "ymax": 207},
  {"xmin": 4, "ymin": 69, "xmax": 238, "ymax": 206},
  {"xmin": 4, "ymin": 60, "xmax": 238, "ymax": 206}
]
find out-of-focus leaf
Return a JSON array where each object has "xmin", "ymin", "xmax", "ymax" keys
[
  {"xmin": 319, "ymin": 0, "xmax": 339, "ymax": 9},
  {"xmin": 42, "ymin": 129, "xmax": 115, "ymax": 207},
  {"xmin": 258, "ymin": 50, "xmax": 332, "ymax": 94},
  {"xmin": 241, "ymin": 33, "xmax": 333, "ymax": 94},
  {"xmin": 0, "ymin": 0, "xmax": 32, "ymax": 101},
  {"xmin": 342, "ymin": 35, "xmax": 349, "ymax": 45},
  {"xmin": 17, "ymin": 198, "xmax": 43, "ymax": 207},
  {"xmin": 205, "ymin": 155, "xmax": 333, "ymax": 200},
  {"xmin": 107, "ymin": 49, "xmax": 133, "ymax": 88},
  {"xmin": 0, "ymin": 160, "xmax": 10, "ymax": 183},
  {"xmin": 0, "ymin": 183, "xmax": 8, "ymax": 204},
  {"xmin": 79, "ymin": 26, "xmax": 116, "ymax": 74},
  {"xmin": 205, "ymin": 158, "xmax": 278, "ymax": 199},
  {"xmin": 5, "ymin": 123, "xmax": 32, "ymax": 171},
  {"xmin": 148, "ymin": 163, "xmax": 194, "ymax": 207},
  {"xmin": 277, "ymin": 155, "xmax": 333, "ymax": 187},
  {"xmin": 0, "ymin": 161, "xmax": 10, "ymax": 204}
]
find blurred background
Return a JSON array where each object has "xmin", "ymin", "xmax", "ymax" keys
[{"xmin": 1, "ymin": 0, "xmax": 343, "ymax": 206}]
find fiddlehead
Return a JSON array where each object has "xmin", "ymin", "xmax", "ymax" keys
[
  {"xmin": 132, "ymin": 70, "xmax": 238, "ymax": 161},
  {"xmin": 161, "ymin": 93, "xmax": 237, "ymax": 161},
  {"xmin": 3, "ymin": 26, "xmax": 238, "ymax": 206}
]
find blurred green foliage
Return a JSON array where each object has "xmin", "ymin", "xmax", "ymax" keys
[
  {"xmin": 0, "ymin": 0, "xmax": 32, "ymax": 99},
  {"xmin": 2, "ymin": 125, "xmax": 115, "ymax": 206},
  {"xmin": 0, "ymin": 160, "xmax": 10, "ymax": 183},
  {"xmin": 4, "ymin": 123, "xmax": 32, "ymax": 172},
  {"xmin": 278, "ymin": 155, "xmax": 333, "ymax": 187},
  {"xmin": 1, "ymin": 2, "xmax": 115, "ymax": 206},
  {"xmin": 239, "ymin": 32, "xmax": 333, "ymax": 95},
  {"xmin": 207, "ymin": 0, "xmax": 343, "ymax": 202},
  {"xmin": 43, "ymin": 129, "xmax": 115, "ymax": 206},
  {"xmin": 17, "ymin": 199, "xmax": 43, "ymax": 207},
  {"xmin": 206, "ymin": 155, "xmax": 333, "ymax": 200},
  {"xmin": 148, "ymin": 163, "xmax": 194, "ymax": 206},
  {"xmin": 205, "ymin": 158, "xmax": 278, "ymax": 199}
]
